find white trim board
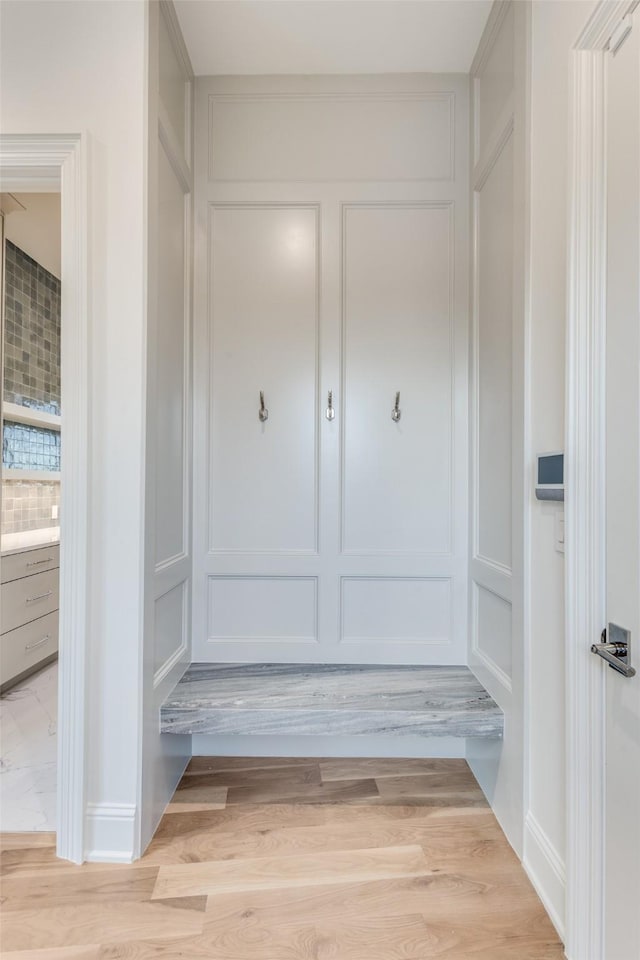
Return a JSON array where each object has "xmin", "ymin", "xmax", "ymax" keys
[{"xmin": 0, "ymin": 133, "xmax": 90, "ymax": 864}]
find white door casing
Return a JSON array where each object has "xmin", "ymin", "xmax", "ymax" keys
[
  {"xmin": 192, "ymin": 74, "xmax": 470, "ymax": 665},
  {"xmin": 0, "ymin": 134, "xmax": 89, "ymax": 863}
]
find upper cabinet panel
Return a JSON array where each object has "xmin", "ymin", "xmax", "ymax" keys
[
  {"xmin": 342, "ymin": 203, "xmax": 453, "ymax": 555},
  {"xmin": 208, "ymin": 92, "xmax": 455, "ymax": 182},
  {"xmin": 475, "ymin": 3, "xmax": 514, "ymax": 161},
  {"xmin": 209, "ymin": 204, "xmax": 319, "ymax": 554}
]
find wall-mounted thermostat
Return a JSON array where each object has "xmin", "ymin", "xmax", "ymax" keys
[{"xmin": 536, "ymin": 452, "xmax": 564, "ymax": 501}]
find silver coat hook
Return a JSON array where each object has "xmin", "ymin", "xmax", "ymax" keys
[
  {"xmin": 392, "ymin": 391, "xmax": 401, "ymax": 422},
  {"xmin": 259, "ymin": 391, "xmax": 269, "ymax": 422},
  {"xmin": 326, "ymin": 390, "xmax": 335, "ymax": 421}
]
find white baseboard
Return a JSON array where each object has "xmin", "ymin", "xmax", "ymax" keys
[
  {"xmin": 84, "ymin": 802, "xmax": 138, "ymax": 862},
  {"xmin": 523, "ymin": 811, "xmax": 566, "ymax": 942}
]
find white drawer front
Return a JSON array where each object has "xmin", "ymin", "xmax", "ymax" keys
[
  {"xmin": 1, "ymin": 545, "xmax": 60, "ymax": 584},
  {"xmin": 1, "ymin": 568, "xmax": 59, "ymax": 634},
  {"xmin": 0, "ymin": 611, "xmax": 59, "ymax": 689}
]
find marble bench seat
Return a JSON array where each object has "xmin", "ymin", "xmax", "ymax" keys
[{"xmin": 160, "ymin": 663, "xmax": 503, "ymax": 739}]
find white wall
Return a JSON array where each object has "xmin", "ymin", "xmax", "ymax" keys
[
  {"xmin": 139, "ymin": 0, "xmax": 193, "ymax": 854},
  {"xmin": 0, "ymin": 0, "xmax": 147, "ymax": 860},
  {"xmin": 524, "ymin": 0, "xmax": 598, "ymax": 938},
  {"xmin": 467, "ymin": 0, "xmax": 529, "ymax": 857},
  {"xmin": 4, "ymin": 193, "xmax": 61, "ymax": 278}
]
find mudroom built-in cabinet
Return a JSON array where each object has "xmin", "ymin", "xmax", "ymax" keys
[{"xmin": 192, "ymin": 74, "xmax": 471, "ymax": 667}]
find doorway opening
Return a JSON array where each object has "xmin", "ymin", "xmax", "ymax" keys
[
  {"xmin": 0, "ymin": 134, "xmax": 89, "ymax": 863},
  {"xmin": 1, "ymin": 190, "xmax": 61, "ymax": 833}
]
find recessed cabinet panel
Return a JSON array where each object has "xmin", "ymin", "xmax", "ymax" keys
[
  {"xmin": 208, "ymin": 577, "xmax": 317, "ymax": 643},
  {"xmin": 155, "ymin": 142, "xmax": 186, "ymax": 566},
  {"xmin": 209, "ymin": 94, "xmax": 453, "ymax": 182},
  {"xmin": 341, "ymin": 578, "xmax": 451, "ymax": 644},
  {"xmin": 342, "ymin": 205, "xmax": 452, "ymax": 555},
  {"xmin": 477, "ymin": 134, "xmax": 513, "ymax": 570},
  {"xmin": 209, "ymin": 205, "xmax": 318, "ymax": 553},
  {"xmin": 475, "ymin": 583, "xmax": 512, "ymax": 683},
  {"xmin": 154, "ymin": 583, "xmax": 184, "ymax": 675}
]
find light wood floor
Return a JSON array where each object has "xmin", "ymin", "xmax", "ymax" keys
[{"xmin": 0, "ymin": 757, "xmax": 565, "ymax": 959}]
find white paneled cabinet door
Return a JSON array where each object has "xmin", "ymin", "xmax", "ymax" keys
[
  {"xmin": 339, "ymin": 204, "xmax": 459, "ymax": 661},
  {"xmin": 209, "ymin": 205, "xmax": 321, "ymax": 651},
  {"xmin": 342, "ymin": 205, "xmax": 452, "ymax": 556},
  {"xmin": 210, "ymin": 205, "xmax": 318, "ymax": 556}
]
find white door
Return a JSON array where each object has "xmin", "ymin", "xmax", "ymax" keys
[{"xmin": 601, "ymin": 12, "xmax": 640, "ymax": 958}]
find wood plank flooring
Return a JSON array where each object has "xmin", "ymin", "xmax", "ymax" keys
[{"xmin": 0, "ymin": 757, "xmax": 565, "ymax": 959}]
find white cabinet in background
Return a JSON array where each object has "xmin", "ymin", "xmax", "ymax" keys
[{"xmin": 0, "ymin": 543, "xmax": 59, "ymax": 691}]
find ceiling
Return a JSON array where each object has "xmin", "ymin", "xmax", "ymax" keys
[
  {"xmin": 174, "ymin": 1, "xmax": 493, "ymax": 77},
  {"xmin": 3, "ymin": 193, "xmax": 61, "ymax": 279}
]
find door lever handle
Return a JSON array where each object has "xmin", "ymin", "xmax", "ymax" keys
[
  {"xmin": 591, "ymin": 625, "xmax": 636, "ymax": 677},
  {"xmin": 391, "ymin": 391, "xmax": 401, "ymax": 422}
]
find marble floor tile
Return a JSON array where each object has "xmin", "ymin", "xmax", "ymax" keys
[{"xmin": 0, "ymin": 662, "xmax": 57, "ymax": 831}]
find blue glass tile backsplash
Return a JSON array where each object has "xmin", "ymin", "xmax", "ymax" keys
[
  {"xmin": 3, "ymin": 240, "xmax": 61, "ymax": 414},
  {"xmin": 2, "ymin": 239, "xmax": 63, "ymax": 537},
  {"xmin": 2, "ymin": 422, "xmax": 61, "ymax": 472}
]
